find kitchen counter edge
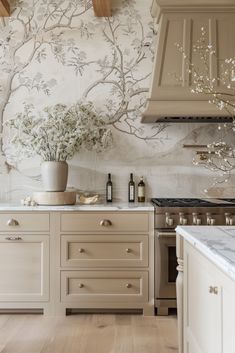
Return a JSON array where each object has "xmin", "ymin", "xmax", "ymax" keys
[
  {"xmin": 176, "ymin": 225, "xmax": 235, "ymax": 282},
  {"xmin": 0, "ymin": 202, "xmax": 154, "ymax": 212}
]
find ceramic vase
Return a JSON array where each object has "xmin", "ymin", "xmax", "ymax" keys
[{"xmin": 41, "ymin": 161, "xmax": 68, "ymax": 192}]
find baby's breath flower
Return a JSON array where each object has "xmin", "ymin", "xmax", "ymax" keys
[{"xmin": 5, "ymin": 101, "xmax": 113, "ymax": 161}]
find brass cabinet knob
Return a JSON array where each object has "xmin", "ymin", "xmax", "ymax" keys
[
  {"xmin": 5, "ymin": 236, "xmax": 22, "ymax": 241},
  {"xmin": 78, "ymin": 248, "xmax": 85, "ymax": 253},
  {"xmin": 213, "ymin": 287, "xmax": 218, "ymax": 295},
  {"xmin": 125, "ymin": 248, "xmax": 131, "ymax": 253},
  {"xmin": 126, "ymin": 283, "xmax": 132, "ymax": 289},
  {"xmin": 78, "ymin": 283, "xmax": 84, "ymax": 288},
  {"xmin": 7, "ymin": 219, "xmax": 19, "ymax": 227},
  {"xmin": 100, "ymin": 219, "xmax": 112, "ymax": 227}
]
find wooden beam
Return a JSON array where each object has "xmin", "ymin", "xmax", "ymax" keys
[
  {"xmin": 0, "ymin": 0, "xmax": 10, "ymax": 17},
  {"xmin": 92, "ymin": 0, "xmax": 111, "ymax": 17}
]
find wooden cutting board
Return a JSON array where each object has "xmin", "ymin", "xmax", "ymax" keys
[{"xmin": 34, "ymin": 191, "xmax": 76, "ymax": 205}]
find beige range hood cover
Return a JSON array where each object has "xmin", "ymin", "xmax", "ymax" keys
[{"xmin": 142, "ymin": 0, "xmax": 235, "ymax": 123}]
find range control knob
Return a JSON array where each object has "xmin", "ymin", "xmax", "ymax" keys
[
  {"xmin": 225, "ymin": 213, "xmax": 233, "ymax": 226},
  {"xmin": 192, "ymin": 213, "xmax": 202, "ymax": 226},
  {"xmin": 225, "ymin": 213, "xmax": 231, "ymax": 225},
  {"xmin": 165, "ymin": 213, "xmax": 174, "ymax": 227},
  {"xmin": 196, "ymin": 218, "xmax": 202, "ymax": 225},
  {"xmin": 206, "ymin": 212, "xmax": 212, "ymax": 225},
  {"xmin": 182, "ymin": 218, "xmax": 188, "ymax": 225},
  {"xmin": 210, "ymin": 218, "xmax": 216, "ymax": 226},
  {"xmin": 179, "ymin": 213, "xmax": 188, "ymax": 225}
]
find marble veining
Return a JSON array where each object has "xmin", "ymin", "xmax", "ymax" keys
[
  {"xmin": 176, "ymin": 226, "xmax": 235, "ymax": 281},
  {"xmin": 0, "ymin": 202, "xmax": 154, "ymax": 212}
]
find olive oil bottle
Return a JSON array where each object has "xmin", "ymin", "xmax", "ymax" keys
[
  {"xmin": 106, "ymin": 173, "xmax": 113, "ymax": 202},
  {"xmin": 137, "ymin": 176, "xmax": 145, "ymax": 202},
  {"xmin": 128, "ymin": 173, "xmax": 135, "ymax": 202}
]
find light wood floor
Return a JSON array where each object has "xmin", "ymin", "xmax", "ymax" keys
[{"xmin": 0, "ymin": 314, "xmax": 178, "ymax": 353}]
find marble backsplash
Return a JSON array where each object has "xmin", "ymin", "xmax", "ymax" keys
[{"xmin": 0, "ymin": 0, "xmax": 234, "ymax": 203}]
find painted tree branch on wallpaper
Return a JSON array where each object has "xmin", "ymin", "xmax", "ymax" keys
[
  {"xmin": 0, "ymin": 0, "xmax": 168, "ymax": 174},
  {"xmin": 81, "ymin": 11, "xmax": 167, "ymax": 140},
  {"xmin": 0, "ymin": 0, "xmax": 94, "ymax": 168}
]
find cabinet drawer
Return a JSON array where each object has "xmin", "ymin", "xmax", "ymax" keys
[
  {"xmin": 61, "ymin": 235, "xmax": 148, "ymax": 268},
  {"xmin": 60, "ymin": 212, "xmax": 149, "ymax": 233},
  {"xmin": 61, "ymin": 271, "xmax": 148, "ymax": 303},
  {"xmin": 0, "ymin": 213, "xmax": 49, "ymax": 232}
]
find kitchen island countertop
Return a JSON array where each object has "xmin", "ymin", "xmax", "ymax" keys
[{"xmin": 176, "ymin": 226, "xmax": 235, "ymax": 281}]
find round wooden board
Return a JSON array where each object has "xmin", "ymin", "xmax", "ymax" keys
[{"xmin": 33, "ymin": 191, "xmax": 76, "ymax": 205}]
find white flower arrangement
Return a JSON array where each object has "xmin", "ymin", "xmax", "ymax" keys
[{"xmin": 5, "ymin": 101, "xmax": 113, "ymax": 161}]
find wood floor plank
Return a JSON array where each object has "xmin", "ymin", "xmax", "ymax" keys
[
  {"xmin": 0, "ymin": 314, "xmax": 178, "ymax": 353},
  {"xmin": 0, "ymin": 315, "xmax": 27, "ymax": 352}
]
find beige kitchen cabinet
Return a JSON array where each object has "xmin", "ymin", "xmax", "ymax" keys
[
  {"xmin": 0, "ymin": 207, "xmax": 154, "ymax": 316},
  {"xmin": 60, "ymin": 212, "xmax": 149, "ymax": 233},
  {"xmin": 0, "ymin": 234, "xmax": 49, "ymax": 302},
  {"xmin": 184, "ymin": 241, "xmax": 235, "ymax": 353},
  {"xmin": 60, "ymin": 234, "xmax": 148, "ymax": 268},
  {"xmin": 61, "ymin": 270, "xmax": 148, "ymax": 303},
  {"xmin": 0, "ymin": 212, "xmax": 50, "ymax": 313},
  {"xmin": 0, "ymin": 213, "xmax": 49, "ymax": 232},
  {"xmin": 57, "ymin": 211, "xmax": 154, "ymax": 316}
]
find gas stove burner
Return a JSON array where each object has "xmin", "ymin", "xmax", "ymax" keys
[{"xmin": 151, "ymin": 198, "xmax": 235, "ymax": 207}]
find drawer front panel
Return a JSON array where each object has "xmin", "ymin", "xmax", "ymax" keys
[
  {"xmin": 0, "ymin": 213, "xmax": 50, "ymax": 232},
  {"xmin": 61, "ymin": 271, "xmax": 148, "ymax": 303},
  {"xmin": 61, "ymin": 235, "xmax": 148, "ymax": 268},
  {"xmin": 60, "ymin": 212, "xmax": 149, "ymax": 233}
]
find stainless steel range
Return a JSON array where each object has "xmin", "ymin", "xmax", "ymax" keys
[{"xmin": 152, "ymin": 198, "xmax": 235, "ymax": 315}]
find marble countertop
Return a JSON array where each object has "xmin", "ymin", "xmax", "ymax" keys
[
  {"xmin": 0, "ymin": 202, "xmax": 154, "ymax": 212},
  {"xmin": 176, "ymin": 226, "xmax": 235, "ymax": 281}
]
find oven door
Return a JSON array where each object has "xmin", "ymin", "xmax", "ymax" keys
[{"xmin": 155, "ymin": 230, "xmax": 177, "ymax": 300}]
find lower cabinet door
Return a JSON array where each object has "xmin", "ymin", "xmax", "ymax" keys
[
  {"xmin": 0, "ymin": 235, "xmax": 49, "ymax": 302},
  {"xmin": 185, "ymin": 243, "xmax": 221, "ymax": 353},
  {"xmin": 221, "ymin": 271, "xmax": 235, "ymax": 353},
  {"xmin": 61, "ymin": 270, "xmax": 148, "ymax": 303}
]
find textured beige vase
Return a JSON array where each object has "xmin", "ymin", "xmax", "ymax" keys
[{"xmin": 41, "ymin": 161, "xmax": 68, "ymax": 192}]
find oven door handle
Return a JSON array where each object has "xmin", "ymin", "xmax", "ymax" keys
[{"xmin": 156, "ymin": 231, "xmax": 176, "ymax": 239}]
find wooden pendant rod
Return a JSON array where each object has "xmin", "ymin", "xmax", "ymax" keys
[
  {"xmin": 92, "ymin": 0, "xmax": 112, "ymax": 17},
  {"xmin": 0, "ymin": 0, "xmax": 10, "ymax": 17}
]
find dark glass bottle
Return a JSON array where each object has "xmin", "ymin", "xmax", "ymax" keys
[
  {"xmin": 106, "ymin": 173, "xmax": 113, "ymax": 202},
  {"xmin": 128, "ymin": 173, "xmax": 135, "ymax": 202},
  {"xmin": 138, "ymin": 177, "xmax": 145, "ymax": 203}
]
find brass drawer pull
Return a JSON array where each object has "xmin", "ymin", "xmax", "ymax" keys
[
  {"xmin": 99, "ymin": 219, "xmax": 112, "ymax": 227},
  {"xmin": 126, "ymin": 283, "xmax": 132, "ymax": 289},
  {"xmin": 7, "ymin": 219, "xmax": 19, "ymax": 227},
  {"xmin": 78, "ymin": 248, "xmax": 85, "ymax": 253},
  {"xmin": 5, "ymin": 236, "xmax": 22, "ymax": 241},
  {"xmin": 126, "ymin": 248, "xmax": 131, "ymax": 253},
  {"xmin": 78, "ymin": 283, "xmax": 84, "ymax": 288}
]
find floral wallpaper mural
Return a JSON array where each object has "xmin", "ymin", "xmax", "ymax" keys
[{"xmin": 0, "ymin": 0, "xmax": 234, "ymax": 202}]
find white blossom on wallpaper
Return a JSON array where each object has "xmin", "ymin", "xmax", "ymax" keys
[{"xmin": 0, "ymin": 0, "xmax": 168, "ymax": 172}]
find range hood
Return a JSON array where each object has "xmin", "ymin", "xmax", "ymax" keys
[{"xmin": 142, "ymin": 0, "xmax": 235, "ymax": 123}]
